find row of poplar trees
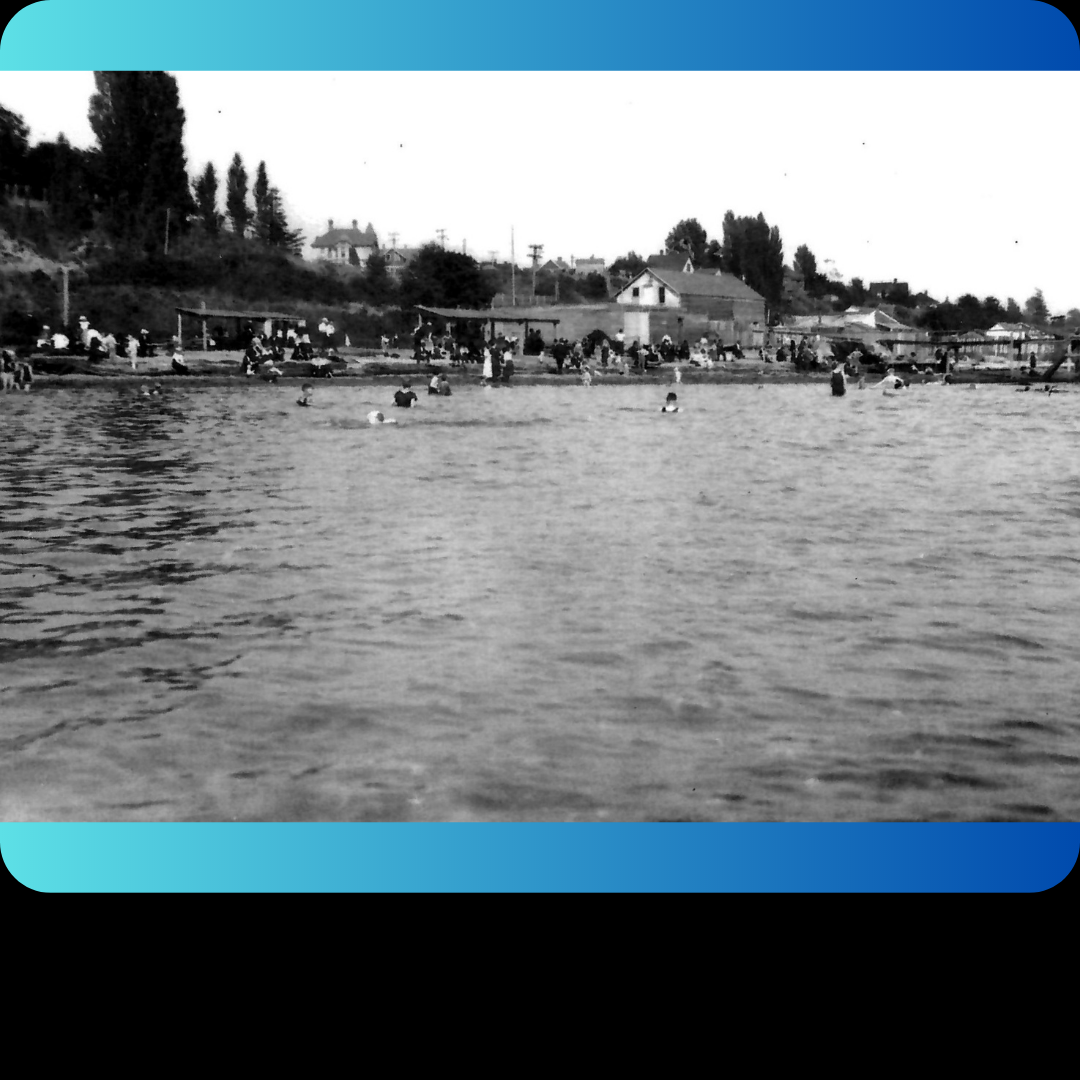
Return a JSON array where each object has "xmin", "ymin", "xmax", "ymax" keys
[{"xmin": 81, "ymin": 72, "xmax": 302, "ymax": 253}]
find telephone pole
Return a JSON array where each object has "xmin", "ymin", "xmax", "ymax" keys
[
  {"xmin": 388, "ymin": 231, "xmax": 399, "ymax": 250},
  {"xmin": 528, "ymin": 243, "xmax": 543, "ymax": 300},
  {"xmin": 511, "ymin": 227, "xmax": 516, "ymax": 307},
  {"xmin": 435, "ymin": 228, "xmax": 447, "ymax": 248}
]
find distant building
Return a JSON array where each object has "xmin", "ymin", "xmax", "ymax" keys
[
  {"xmin": 540, "ymin": 257, "xmax": 571, "ymax": 274},
  {"xmin": 646, "ymin": 252, "xmax": 694, "ymax": 274},
  {"xmin": 869, "ymin": 279, "xmax": 910, "ymax": 300},
  {"xmin": 384, "ymin": 247, "xmax": 420, "ymax": 278},
  {"xmin": 843, "ymin": 306, "xmax": 922, "ymax": 342},
  {"xmin": 574, "ymin": 255, "xmax": 606, "ymax": 276},
  {"xmin": 613, "ymin": 268, "xmax": 765, "ymax": 345},
  {"xmin": 311, "ymin": 219, "xmax": 379, "ymax": 264}
]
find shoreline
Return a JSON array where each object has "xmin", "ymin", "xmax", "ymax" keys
[
  {"xmin": 12, "ymin": 350, "xmax": 1070, "ymax": 388},
  {"xmin": 21, "ymin": 369, "xmax": 1065, "ymax": 389}
]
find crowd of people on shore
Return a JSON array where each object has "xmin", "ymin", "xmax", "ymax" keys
[{"xmin": 32, "ymin": 316, "xmax": 159, "ymax": 369}]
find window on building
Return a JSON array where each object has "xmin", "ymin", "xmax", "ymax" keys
[
  {"xmin": 632, "ymin": 287, "xmax": 639, "ymax": 298},
  {"xmin": 659, "ymin": 287, "xmax": 666, "ymax": 304}
]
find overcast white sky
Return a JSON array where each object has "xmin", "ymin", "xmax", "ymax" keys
[{"xmin": 1, "ymin": 70, "xmax": 1076, "ymax": 312}]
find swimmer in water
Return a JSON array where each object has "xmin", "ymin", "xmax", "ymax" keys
[
  {"xmin": 871, "ymin": 366, "xmax": 906, "ymax": 391},
  {"xmin": 660, "ymin": 392, "xmax": 681, "ymax": 413},
  {"xmin": 394, "ymin": 381, "xmax": 418, "ymax": 408},
  {"xmin": 830, "ymin": 359, "xmax": 847, "ymax": 397},
  {"xmin": 367, "ymin": 410, "xmax": 397, "ymax": 425},
  {"xmin": 297, "ymin": 383, "xmax": 314, "ymax": 407}
]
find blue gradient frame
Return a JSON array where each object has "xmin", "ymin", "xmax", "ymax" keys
[{"xmin": 1, "ymin": 2, "xmax": 1078, "ymax": 892}]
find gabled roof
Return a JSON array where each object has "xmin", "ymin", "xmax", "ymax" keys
[
  {"xmin": 313, "ymin": 222, "xmax": 379, "ymax": 249},
  {"xmin": 385, "ymin": 247, "xmax": 420, "ymax": 263},
  {"xmin": 647, "ymin": 253, "xmax": 694, "ymax": 273},
  {"xmin": 620, "ymin": 267, "xmax": 765, "ymax": 302}
]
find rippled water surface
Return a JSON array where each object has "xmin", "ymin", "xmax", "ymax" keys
[{"xmin": 3, "ymin": 381, "xmax": 1079, "ymax": 821}]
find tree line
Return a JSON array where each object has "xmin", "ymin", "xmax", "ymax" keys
[{"xmin": 1, "ymin": 73, "xmax": 303, "ymax": 256}]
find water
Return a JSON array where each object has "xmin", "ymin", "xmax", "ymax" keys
[{"xmin": 2, "ymin": 380, "xmax": 1079, "ymax": 821}]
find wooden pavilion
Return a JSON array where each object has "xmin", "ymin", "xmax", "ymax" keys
[{"xmin": 175, "ymin": 303, "xmax": 305, "ymax": 350}]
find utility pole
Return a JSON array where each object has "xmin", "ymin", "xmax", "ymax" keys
[
  {"xmin": 164, "ymin": 207, "xmax": 171, "ymax": 255},
  {"xmin": 388, "ymin": 231, "xmax": 399, "ymax": 250},
  {"xmin": 488, "ymin": 251, "xmax": 497, "ymax": 266},
  {"xmin": 436, "ymin": 228, "xmax": 447, "ymax": 248},
  {"xmin": 61, "ymin": 266, "xmax": 70, "ymax": 329},
  {"xmin": 528, "ymin": 244, "xmax": 543, "ymax": 300},
  {"xmin": 511, "ymin": 227, "xmax": 516, "ymax": 307}
]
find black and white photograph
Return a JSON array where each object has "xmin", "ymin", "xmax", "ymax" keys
[{"xmin": 1, "ymin": 68, "xmax": 1079, "ymax": 824}]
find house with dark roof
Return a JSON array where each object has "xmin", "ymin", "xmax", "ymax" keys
[
  {"xmin": 311, "ymin": 219, "xmax": 379, "ymax": 264},
  {"xmin": 646, "ymin": 252, "xmax": 694, "ymax": 274},
  {"xmin": 613, "ymin": 268, "xmax": 766, "ymax": 345},
  {"xmin": 384, "ymin": 247, "xmax": 420, "ymax": 278},
  {"xmin": 869, "ymin": 279, "xmax": 910, "ymax": 300},
  {"xmin": 540, "ymin": 257, "xmax": 571, "ymax": 274}
]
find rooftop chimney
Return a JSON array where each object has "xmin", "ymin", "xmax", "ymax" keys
[
  {"xmin": 328, "ymin": 219, "xmax": 334, "ymax": 230},
  {"xmin": 352, "ymin": 220, "xmax": 358, "ymax": 230}
]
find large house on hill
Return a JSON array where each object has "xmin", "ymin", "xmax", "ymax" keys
[
  {"xmin": 613, "ymin": 267, "xmax": 766, "ymax": 345},
  {"xmin": 311, "ymin": 219, "xmax": 379, "ymax": 264}
]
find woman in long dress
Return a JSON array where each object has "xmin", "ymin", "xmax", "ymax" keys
[{"xmin": 482, "ymin": 347, "xmax": 493, "ymax": 384}]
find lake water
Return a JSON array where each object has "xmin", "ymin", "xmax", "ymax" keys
[{"xmin": 2, "ymin": 379, "xmax": 1079, "ymax": 821}]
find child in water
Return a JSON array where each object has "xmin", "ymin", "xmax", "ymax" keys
[
  {"xmin": 367, "ymin": 410, "xmax": 397, "ymax": 425},
  {"xmin": 661, "ymin": 392, "xmax": 681, "ymax": 413},
  {"xmin": 297, "ymin": 383, "xmax": 313, "ymax": 407}
]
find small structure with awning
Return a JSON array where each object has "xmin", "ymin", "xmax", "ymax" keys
[
  {"xmin": 174, "ymin": 303, "xmax": 305, "ymax": 349},
  {"xmin": 416, "ymin": 304, "xmax": 562, "ymax": 344}
]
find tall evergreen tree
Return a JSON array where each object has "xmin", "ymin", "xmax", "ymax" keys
[
  {"xmin": 253, "ymin": 160, "xmax": 272, "ymax": 242},
  {"xmin": 0, "ymin": 104, "xmax": 30, "ymax": 188},
  {"xmin": 192, "ymin": 162, "xmax": 221, "ymax": 234},
  {"xmin": 88, "ymin": 71, "xmax": 194, "ymax": 245},
  {"xmin": 226, "ymin": 153, "xmax": 252, "ymax": 237},
  {"xmin": 264, "ymin": 186, "xmax": 303, "ymax": 254}
]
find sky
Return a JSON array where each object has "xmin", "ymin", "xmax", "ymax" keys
[{"xmin": 1, "ymin": 69, "xmax": 1077, "ymax": 313}]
